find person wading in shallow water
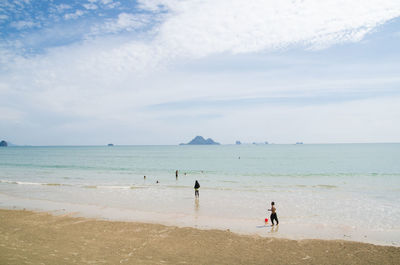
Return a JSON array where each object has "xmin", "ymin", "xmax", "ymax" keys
[
  {"xmin": 268, "ymin": 201, "xmax": 279, "ymax": 226},
  {"xmin": 194, "ymin": 180, "xmax": 200, "ymax": 198}
]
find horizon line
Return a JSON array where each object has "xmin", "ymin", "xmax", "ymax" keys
[{"xmin": 2, "ymin": 142, "xmax": 400, "ymax": 147}]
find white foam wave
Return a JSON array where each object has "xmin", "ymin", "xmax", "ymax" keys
[
  {"xmin": 0, "ymin": 179, "xmax": 41, "ymax": 185},
  {"xmin": 96, "ymin": 185, "xmax": 132, "ymax": 189},
  {"xmin": 0, "ymin": 179, "xmax": 67, "ymax": 186}
]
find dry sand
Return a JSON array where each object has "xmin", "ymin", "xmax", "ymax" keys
[{"xmin": 0, "ymin": 209, "xmax": 399, "ymax": 265}]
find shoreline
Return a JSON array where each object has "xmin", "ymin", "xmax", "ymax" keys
[
  {"xmin": 1, "ymin": 209, "xmax": 399, "ymax": 264},
  {"xmin": 1, "ymin": 191, "xmax": 399, "ymax": 247}
]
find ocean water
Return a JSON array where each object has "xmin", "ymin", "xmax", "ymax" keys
[{"xmin": 0, "ymin": 144, "xmax": 399, "ymax": 246}]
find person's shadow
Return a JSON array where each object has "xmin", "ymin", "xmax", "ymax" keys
[
  {"xmin": 256, "ymin": 222, "xmax": 268, "ymax": 228},
  {"xmin": 256, "ymin": 223, "xmax": 279, "ymax": 234}
]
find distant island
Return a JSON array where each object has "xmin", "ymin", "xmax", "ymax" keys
[
  {"xmin": 252, "ymin": 141, "xmax": 269, "ymax": 145},
  {"xmin": 107, "ymin": 143, "xmax": 114, "ymax": 146},
  {"xmin": 180, "ymin": 136, "xmax": 220, "ymax": 145},
  {"xmin": 0, "ymin": 140, "xmax": 8, "ymax": 147}
]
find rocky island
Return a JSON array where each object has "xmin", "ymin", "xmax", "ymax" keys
[{"xmin": 180, "ymin": 136, "xmax": 220, "ymax": 145}]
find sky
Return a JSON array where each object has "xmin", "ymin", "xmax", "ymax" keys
[{"xmin": 1, "ymin": 0, "xmax": 400, "ymax": 145}]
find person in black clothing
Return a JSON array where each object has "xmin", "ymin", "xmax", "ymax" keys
[
  {"xmin": 268, "ymin": 201, "xmax": 279, "ymax": 226},
  {"xmin": 194, "ymin": 180, "xmax": 200, "ymax": 198}
]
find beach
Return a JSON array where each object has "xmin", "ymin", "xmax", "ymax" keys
[
  {"xmin": 1, "ymin": 209, "xmax": 399, "ymax": 265},
  {"xmin": 2, "ymin": 0, "xmax": 400, "ymax": 263},
  {"xmin": 1, "ymin": 145, "xmax": 400, "ymax": 246}
]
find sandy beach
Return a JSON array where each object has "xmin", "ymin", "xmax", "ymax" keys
[{"xmin": 1, "ymin": 209, "xmax": 399, "ymax": 264}]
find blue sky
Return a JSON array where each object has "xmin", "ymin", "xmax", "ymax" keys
[{"xmin": 1, "ymin": 0, "xmax": 400, "ymax": 145}]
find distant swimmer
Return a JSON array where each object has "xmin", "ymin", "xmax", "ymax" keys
[
  {"xmin": 156, "ymin": 180, "xmax": 159, "ymax": 184},
  {"xmin": 194, "ymin": 180, "xmax": 200, "ymax": 198},
  {"xmin": 268, "ymin": 201, "xmax": 279, "ymax": 226},
  {"xmin": 176, "ymin": 170, "xmax": 178, "ymax": 179}
]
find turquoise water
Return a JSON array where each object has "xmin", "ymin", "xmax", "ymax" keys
[{"xmin": 1, "ymin": 144, "xmax": 399, "ymax": 245}]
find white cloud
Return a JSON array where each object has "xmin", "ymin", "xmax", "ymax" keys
[
  {"xmin": 55, "ymin": 4, "xmax": 71, "ymax": 13},
  {"xmin": 206, "ymin": 96, "xmax": 400, "ymax": 144},
  {"xmin": 1, "ymin": 0, "xmax": 400, "ymax": 144},
  {"xmin": 90, "ymin": 13, "xmax": 156, "ymax": 35},
  {"xmin": 85, "ymin": 0, "xmax": 400, "ymax": 73},
  {"xmin": 114, "ymin": 13, "xmax": 150, "ymax": 30},
  {"xmin": 0, "ymin": 106, "xmax": 24, "ymax": 122},
  {"xmin": 12, "ymin": 0, "xmax": 31, "ymax": 7},
  {"xmin": 10, "ymin": 20, "xmax": 38, "ymax": 30},
  {"xmin": 64, "ymin": 10, "xmax": 85, "ymax": 20},
  {"xmin": 83, "ymin": 3, "xmax": 98, "ymax": 10},
  {"xmin": 147, "ymin": 0, "xmax": 400, "ymax": 56}
]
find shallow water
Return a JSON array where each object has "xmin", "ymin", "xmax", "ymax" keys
[{"xmin": 0, "ymin": 144, "xmax": 399, "ymax": 245}]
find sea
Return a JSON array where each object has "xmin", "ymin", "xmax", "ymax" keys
[{"xmin": 0, "ymin": 144, "xmax": 399, "ymax": 246}]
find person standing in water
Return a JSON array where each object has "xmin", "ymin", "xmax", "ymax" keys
[
  {"xmin": 194, "ymin": 180, "xmax": 200, "ymax": 198},
  {"xmin": 176, "ymin": 170, "xmax": 178, "ymax": 179},
  {"xmin": 268, "ymin": 201, "xmax": 279, "ymax": 226}
]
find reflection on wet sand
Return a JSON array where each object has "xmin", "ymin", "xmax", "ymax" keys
[
  {"xmin": 194, "ymin": 198, "xmax": 200, "ymax": 212},
  {"xmin": 269, "ymin": 225, "xmax": 279, "ymax": 234}
]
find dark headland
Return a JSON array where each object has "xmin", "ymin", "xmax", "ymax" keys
[{"xmin": 180, "ymin": 136, "xmax": 220, "ymax": 145}]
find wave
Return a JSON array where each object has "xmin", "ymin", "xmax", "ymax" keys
[
  {"xmin": 0, "ymin": 179, "xmax": 73, "ymax": 187},
  {"xmin": 96, "ymin": 185, "xmax": 132, "ymax": 189},
  {"xmin": 83, "ymin": 185, "xmax": 97, "ymax": 189},
  {"xmin": 314, "ymin": 184, "xmax": 337, "ymax": 189},
  {"xmin": 1, "ymin": 179, "xmax": 262, "ymax": 193},
  {"xmin": 165, "ymin": 185, "xmax": 192, "ymax": 189},
  {"xmin": 43, "ymin": 183, "xmax": 74, "ymax": 187},
  {"xmin": 232, "ymin": 172, "xmax": 400, "ymax": 178},
  {"xmin": 221, "ymin": 180, "xmax": 239, "ymax": 183},
  {"xmin": 0, "ymin": 162, "xmax": 138, "ymax": 172},
  {"xmin": 95, "ymin": 185, "xmax": 148, "ymax": 190},
  {"xmin": 0, "ymin": 180, "xmax": 19, "ymax": 185},
  {"xmin": 1, "ymin": 180, "xmax": 148, "ymax": 191},
  {"xmin": 0, "ymin": 180, "xmax": 41, "ymax": 185}
]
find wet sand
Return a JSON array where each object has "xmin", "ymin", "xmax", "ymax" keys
[{"xmin": 0, "ymin": 209, "xmax": 399, "ymax": 264}]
